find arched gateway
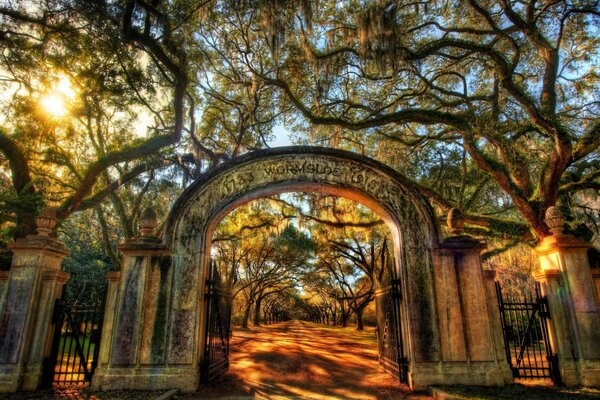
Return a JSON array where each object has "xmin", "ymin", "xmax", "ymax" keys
[{"xmin": 90, "ymin": 147, "xmax": 512, "ymax": 392}]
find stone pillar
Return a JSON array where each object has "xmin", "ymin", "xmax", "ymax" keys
[
  {"xmin": 414, "ymin": 209, "xmax": 511, "ymax": 388},
  {"xmin": 0, "ymin": 271, "xmax": 8, "ymax": 301},
  {"xmin": 593, "ymin": 269, "xmax": 600, "ymax": 306},
  {"xmin": 95, "ymin": 271, "xmax": 121, "ymax": 367},
  {"xmin": 481, "ymin": 269, "xmax": 513, "ymax": 375},
  {"xmin": 534, "ymin": 206, "xmax": 600, "ymax": 386},
  {"xmin": 0, "ymin": 208, "xmax": 69, "ymax": 392},
  {"xmin": 92, "ymin": 208, "xmax": 195, "ymax": 392}
]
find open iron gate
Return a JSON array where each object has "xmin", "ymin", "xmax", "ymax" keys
[
  {"xmin": 378, "ymin": 278, "xmax": 409, "ymax": 383},
  {"xmin": 41, "ymin": 292, "xmax": 105, "ymax": 387},
  {"xmin": 496, "ymin": 281, "xmax": 560, "ymax": 384},
  {"xmin": 201, "ymin": 259, "xmax": 231, "ymax": 383}
]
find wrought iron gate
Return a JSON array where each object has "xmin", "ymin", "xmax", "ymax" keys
[
  {"xmin": 496, "ymin": 281, "xmax": 560, "ymax": 383},
  {"xmin": 201, "ymin": 259, "xmax": 231, "ymax": 383},
  {"xmin": 41, "ymin": 293, "xmax": 105, "ymax": 387},
  {"xmin": 378, "ymin": 278, "xmax": 408, "ymax": 383}
]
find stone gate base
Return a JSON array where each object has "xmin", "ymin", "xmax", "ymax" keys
[
  {"xmin": 92, "ymin": 367, "xmax": 199, "ymax": 393},
  {"xmin": 410, "ymin": 362, "xmax": 511, "ymax": 390},
  {"xmin": 92, "ymin": 362, "xmax": 511, "ymax": 393}
]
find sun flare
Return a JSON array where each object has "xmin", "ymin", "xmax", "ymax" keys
[
  {"xmin": 40, "ymin": 93, "xmax": 68, "ymax": 117},
  {"xmin": 39, "ymin": 75, "xmax": 75, "ymax": 118}
]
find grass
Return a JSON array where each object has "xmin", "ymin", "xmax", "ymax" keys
[
  {"xmin": 434, "ymin": 384, "xmax": 600, "ymax": 399},
  {"xmin": 57, "ymin": 335, "xmax": 96, "ymax": 356},
  {"xmin": 51, "ymin": 335, "xmax": 97, "ymax": 383},
  {"xmin": 310, "ymin": 322, "xmax": 379, "ymax": 346}
]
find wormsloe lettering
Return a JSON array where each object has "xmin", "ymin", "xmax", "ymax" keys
[{"xmin": 263, "ymin": 162, "xmax": 342, "ymax": 177}]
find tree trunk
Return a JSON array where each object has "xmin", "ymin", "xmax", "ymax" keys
[
  {"xmin": 241, "ymin": 302, "xmax": 252, "ymax": 329},
  {"xmin": 0, "ymin": 130, "xmax": 38, "ymax": 239},
  {"xmin": 341, "ymin": 312, "xmax": 348, "ymax": 327},
  {"xmin": 356, "ymin": 309, "xmax": 364, "ymax": 331},
  {"xmin": 253, "ymin": 297, "xmax": 262, "ymax": 326}
]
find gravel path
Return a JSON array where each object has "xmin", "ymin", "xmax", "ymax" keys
[{"xmin": 185, "ymin": 320, "xmax": 430, "ymax": 400}]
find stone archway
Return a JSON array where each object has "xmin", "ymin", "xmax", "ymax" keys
[
  {"xmin": 90, "ymin": 147, "xmax": 511, "ymax": 393},
  {"xmin": 165, "ymin": 147, "xmax": 440, "ymax": 369}
]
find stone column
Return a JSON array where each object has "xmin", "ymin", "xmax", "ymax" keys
[
  {"xmin": 481, "ymin": 269, "xmax": 513, "ymax": 374},
  {"xmin": 593, "ymin": 269, "xmax": 600, "ymax": 305},
  {"xmin": 0, "ymin": 209, "xmax": 69, "ymax": 392},
  {"xmin": 92, "ymin": 208, "xmax": 195, "ymax": 392},
  {"xmin": 418, "ymin": 209, "xmax": 511, "ymax": 388},
  {"xmin": 95, "ymin": 271, "xmax": 121, "ymax": 368},
  {"xmin": 534, "ymin": 206, "xmax": 600, "ymax": 386},
  {"xmin": 0, "ymin": 271, "xmax": 8, "ymax": 302}
]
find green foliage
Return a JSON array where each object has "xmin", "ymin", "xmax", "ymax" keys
[
  {"xmin": 0, "ymin": 180, "xmax": 43, "ymax": 230},
  {"xmin": 59, "ymin": 211, "xmax": 115, "ymax": 304},
  {"xmin": 485, "ymin": 243, "xmax": 538, "ymax": 298},
  {"xmin": 213, "ymin": 197, "xmax": 317, "ymax": 326},
  {"xmin": 0, "ymin": 1, "xmax": 597, "ymax": 306},
  {"xmin": 275, "ymin": 224, "xmax": 315, "ymax": 255},
  {"xmin": 215, "ymin": 0, "xmax": 599, "ymax": 240},
  {"xmin": 213, "ymin": 193, "xmax": 393, "ymax": 327}
]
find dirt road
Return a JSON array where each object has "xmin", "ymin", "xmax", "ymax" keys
[{"xmin": 188, "ymin": 320, "xmax": 432, "ymax": 400}]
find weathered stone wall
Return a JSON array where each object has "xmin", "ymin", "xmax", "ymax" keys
[
  {"xmin": 535, "ymin": 230, "xmax": 600, "ymax": 386},
  {"xmin": 7, "ymin": 149, "xmax": 599, "ymax": 392},
  {"xmin": 430, "ymin": 236, "xmax": 512, "ymax": 388},
  {"xmin": 0, "ymin": 272, "xmax": 7, "ymax": 304},
  {"xmin": 0, "ymin": 234, "xmax": 68, "ymax": 392},
  {"xmin": 92, "ymin": 240, "xmax": 193, "ymax": 391},
  {"xmin": 594, "ymin": 270, "xmax": 600, "ymax": 307}
]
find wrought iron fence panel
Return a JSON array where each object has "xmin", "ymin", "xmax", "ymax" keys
[
  {"xmin": 201, "ymin": 259, "xmax": 231, "ymax": 383},
  {"xmin": 378, "ymin": 278, "xmax": 408, "ymax": 383},
  {"xmin": 42, "ymin": 294, "xmax": 105, "ymax": 387},
  {"xmin": 496, "ymin": 281, "xmax": 560, "ymax": 384}
]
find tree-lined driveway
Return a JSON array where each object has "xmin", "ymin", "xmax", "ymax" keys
[{"xmin": 188, "ymin": 321, "xmax": 432, "ymax": 400}]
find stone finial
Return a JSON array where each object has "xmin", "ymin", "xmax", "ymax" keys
[
  {"xmin": 447, "ymin": 208, "xmax": 465, "ymax": 236},
  {"xmin": 544, "ymin": 206, "xmax": 565, "ymax": 236},
  {"xmin": 139, "ymin": 207, "xmax": 158, "ymax": 237},
  {"xmin": 36, "ymin": 207, "xmax": 57, "ymax": 236}
]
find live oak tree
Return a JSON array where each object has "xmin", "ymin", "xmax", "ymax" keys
[
  {"xmin": 290, "ymin": 194, "xmax": 390, "ymax": 329},
  {"xmin": 237, "ymin": 223, "xmax": 314, "ymax": 328},
  {"xmin": 330, "ymin": 235, "xmax": 389, "ymax": 330},
  {"xmin": 0, "ymin": 1, "xmax": 299, "ymax": 250},
  {"xmin": 189, "ymin": 9, "xmax": 289, "ymax": 166},
  {"xmin": 2, "ymin": 0, "xmax": 598, "ymax": 268},
  {"xmin": 0, "ymin": 0, "xmax": 193, "ymax": 246},
  {"xmin": 262, "ymin": 290, "xmax": 306, "ymax": 323},
  {"xmin": 0, "ymin": 0, "xmax": 274, "ymax": 260},
  {"xmin": 213, "ymin": 199, "xmax": 315, "ymax": 327},
  {"xmin": 213, "ymin": 0, "xmax": 599, "ymax": 243},
  {"xmin": 212, "ymin": 194, "xmax": 391, "ymax": 327},
  {"xmin": 306, "ymin": 264, "xmax": 356, "ymax": 328}
]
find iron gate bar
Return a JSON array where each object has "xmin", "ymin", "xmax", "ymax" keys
[
  {"xmin": 66, "ymin": 309, "xmax": 90, "ymax": 380},
  {"xmin": 514, "ymin": 301, "xmax": 538, "ymax": 369},
  {"xmin": 378, "ymin": 278, "xmax": 408, "ymax": 383},
  {"xmin": 496, "ymin": 281, "xmax": 560, "ymax": 384},
  {"xmin": 201, "ymin": 259, "xmax": 230, "ymax": 383},
  {"xmin": 391, "ymin": 278, "xmax": 408, "ymax": 382},
  {"xmin": 41, "ymin": 291, "xmax": 106, "ymax": 387}
]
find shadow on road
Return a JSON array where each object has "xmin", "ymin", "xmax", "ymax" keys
[{"xmin": 189, "ymin": 320, "xmax": 429, "ymax": 400}]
